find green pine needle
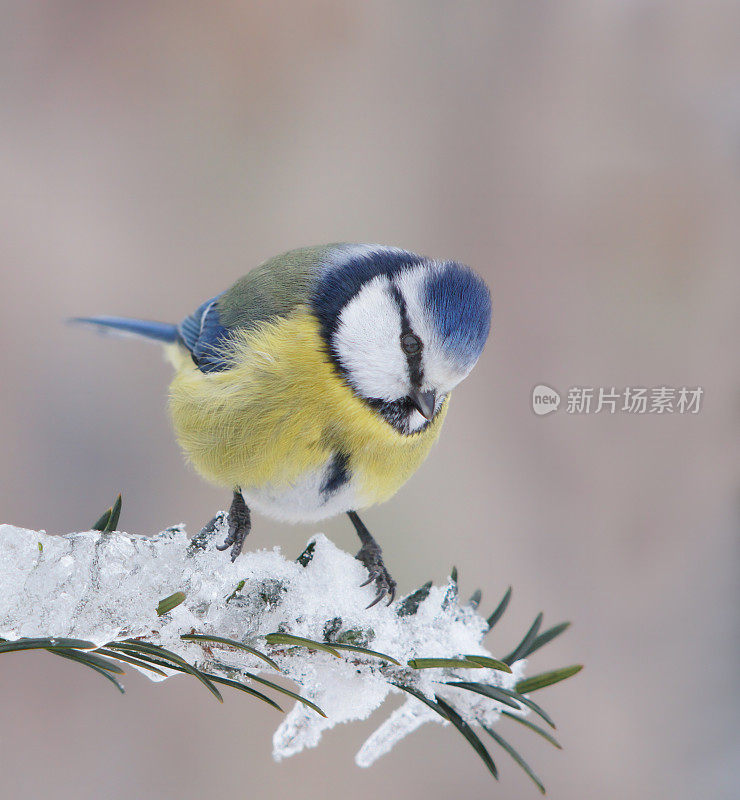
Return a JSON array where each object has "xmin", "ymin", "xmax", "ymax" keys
[
  {"xmin": 50, "ymin": 647, "xmax": 125, "ymax": 674},
  {"xmin": 444, "ymin": 681, "xmax": 523, "ymax": 711},
  {"xmin": 485, "ymin": 586, "xmax": 512, "ymax": 632},
  {"xmin": 95, "ymin": 648, "xmax": 168, "ymax": 677},
  {"xmin": 515, "ymin": 665, "xmax": 583, "ymax": 694},
  {"xmin": 0, "ymin": 637, "xmax": 97, "ymax": 654},
  {"xmin": 92, "ymin": 494, "xmax": 122, "ymax": 532},
  {"xmin": 392, "ymin": 683, "xmax": 497, "ymax": 779},
  {"xmin": 181, "ymin": 634, "xmax": 282, "ymax": 671},
  {"xmin": 50, "ymin": 650, "xmax": 126, "ymax": 693},
  {"xmin": 201, "ymin": 673, "xmax": 284, "ymax": 712},
  {"xmin": 500, "ymin": 710, "xmax": 562, "ymax": 749},
  {"xmin": 468, "ymin": 589, "xmax": 482, "ymax": 609},
  {"xmin": 521, "ymin": 622, "xmax": 571, "ymax": 658},
  {"xmin": 503, "ymin": 612, "xmax": 543, "ymax": 665},
  {"xmin": 482, "ymin": 723, "xmax": 546, "ymax": 794},
  {"xmin": 492, "ymin": 686, "xmax": 556, "ymax": 729},
  {"xmin": 107, "ymin": 640, "xmax": 223, "ymax": 703},
  {"xmin": 445, "ymin": 681, "xmax": 555, "ymax": 728},
  {"xmin": 434, "ymin": 695, "xmax": 499, "ymax": 780},
  {"xmin": 264, "ymin": 633, "xmax": 341, "ymax": 658},
  {"xmin": 243, "ymin": 673, "xmax": 326, "ymax": 717},
  {"xmin": 396, "ymin": 581, "xmax": 432, "ymax": 616},
  {"xmin": 157, "ymin": 591, "xmax": 186, "ymax": 616},
  {"xmin": 327, "ymin": 642, "xmax": 401, "ymax": 666},
  {"xmin": 392, "ymin": 682, "xmax": 449, "ymax": 718},
  {"xmin": 408, "ymin": 657, "xmax": 487, "ymax": 670},
  {"xmin": 462, "ymin": 655, "xmax": 512, "ymax": 673},
  {"xmin": 226, "ymin": 579, "xmax": 246, "ymax": 603}
]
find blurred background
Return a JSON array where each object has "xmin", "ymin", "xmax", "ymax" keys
[{"xmin": 1, "ymin": 2, "xmax": 738, "ymax": 798}]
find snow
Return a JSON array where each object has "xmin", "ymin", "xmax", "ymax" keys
[{"xmin": 0, "ymin": 519, "xmax": 529, "ymax": 767}]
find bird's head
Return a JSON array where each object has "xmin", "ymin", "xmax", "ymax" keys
[{"xmin": 312, "ymin": 246, "xmax": 492, "ymax": 434}]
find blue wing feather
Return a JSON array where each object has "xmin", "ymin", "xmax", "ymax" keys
[
  {"xmin": 73, "ymin": 294, "xmax": 249, "ymax": 374},
  {"xmin": 70, "ymin": 316, "xmax": 179, "ymax": 342},
  {"xmin": 177, "ymin": 294, "xmax": 234, "ymax": 373}
]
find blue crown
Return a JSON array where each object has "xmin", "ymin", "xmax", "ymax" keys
[{"xmin": 423, "ymin": 261, "xmax": 492, "ymax": 369}]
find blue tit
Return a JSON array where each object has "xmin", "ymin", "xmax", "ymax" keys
[{"xmin": 73, "ymin": 244, "xmax": 492, "ymax": 606}]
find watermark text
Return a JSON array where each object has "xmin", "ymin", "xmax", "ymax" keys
[{"xmin": 532, "ymin": 385, "xmax": 703, "ymax": 415}]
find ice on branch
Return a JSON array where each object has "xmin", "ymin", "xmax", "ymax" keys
[{"xmin": 0, "ymin": 516, "xmax": 580, "ymax": 788}]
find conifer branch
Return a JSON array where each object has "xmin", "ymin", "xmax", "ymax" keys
[{"xmin": 0, "ymin": 497, "xmax": 581, "ymax": 792}]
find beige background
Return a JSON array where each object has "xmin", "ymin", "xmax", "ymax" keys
[{"xmin": 1, "ymin": 3, "xmax": 738, "ymax": 799}]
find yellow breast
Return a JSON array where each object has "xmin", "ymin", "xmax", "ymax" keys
[{"xmin": 166, "ymin": 307, "xmax": 448, "ymax": 509}]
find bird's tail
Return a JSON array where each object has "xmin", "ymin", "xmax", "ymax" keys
[{"xmin": 70, "ymin": 316, "xmax": 179, "ymax": 343}]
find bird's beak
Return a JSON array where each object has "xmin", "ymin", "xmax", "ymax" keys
[{"xmin": 408, "ymin": 388, "xmax": 437, "ymax": 421}]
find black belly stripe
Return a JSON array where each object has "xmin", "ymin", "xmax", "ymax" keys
[
  {"xmin": 389, "ymin": 285, "xmax": 423, "ymax": 388},
  {"xmin": 320, "ymin": 451, "xmax": 351, "ymax": 497}
]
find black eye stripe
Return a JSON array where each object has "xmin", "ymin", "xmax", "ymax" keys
[{"xmin": 390, "ymin": 285, "xmax": 423, "ymax": 388}]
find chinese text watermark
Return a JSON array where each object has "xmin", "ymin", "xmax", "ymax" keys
[{"xmin": 532, "ymin": 385, "xmax": 703, "ymax": 416}]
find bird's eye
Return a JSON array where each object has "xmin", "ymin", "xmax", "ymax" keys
[{"xmin": 400, "ymin": 333, "xmax": 422, "ymax": 355}]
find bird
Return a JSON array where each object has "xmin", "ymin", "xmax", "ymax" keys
[{"xmin": 72, "ymin": 243, "xmax": 492, "ymax": 607}]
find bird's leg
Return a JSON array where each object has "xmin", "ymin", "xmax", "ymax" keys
[
  {"xmin": 215, "ymin": 488, "xmax": 251, "ymax": 562},
  {"xmin": 347, "ymin": 511, "xmax": 397, "ymax": 608}
]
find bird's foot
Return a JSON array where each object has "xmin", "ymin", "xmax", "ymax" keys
[
  {"xmin": 355, "ymin": 542, "xmax": 397, "ymax": 608},
  {"xmin": 215, "ymin": 490, "xmax": 251, "ymax": 562}
]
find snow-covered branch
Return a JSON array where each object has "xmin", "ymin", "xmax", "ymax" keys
[{"xmin": 0, "ymin": 513, "xmax": 580, "ymax": 791}]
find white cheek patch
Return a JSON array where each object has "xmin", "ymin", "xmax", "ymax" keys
[
  {"xmin": 394, "ymin": 264, "xmax": 474, "ymax": 395},
  {"xmin": 333, "ymin": 277, "xmax": 409, "ymax": 401}
]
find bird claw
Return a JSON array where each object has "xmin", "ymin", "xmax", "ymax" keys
[
  {"xmin": 215, "ymin": 491, "xmax": 251, "ymax": 562},
  {"xmin": 215, "ymin": 528, "xmax": 248, "ymax": 562},
  {"xmin": 355, "ymin": 545, "xmax": 397, "ymax": 608}
]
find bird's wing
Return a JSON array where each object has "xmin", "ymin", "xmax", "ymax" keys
[
  {"xmin": 178, "ymin": 245, "xmax": 329, "ymax": 373},
  {"xmin": 177, "ymin": 295, "xmax": 232, "ymax": 373}
]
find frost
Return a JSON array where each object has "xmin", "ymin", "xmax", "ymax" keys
[
  {"xmin": 0, "ymin": 519, "xmax": 531, "ymax": 766},
  {"xmin": 355, "ymin": 697, "xmax": 440, "ymax": 767}
]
